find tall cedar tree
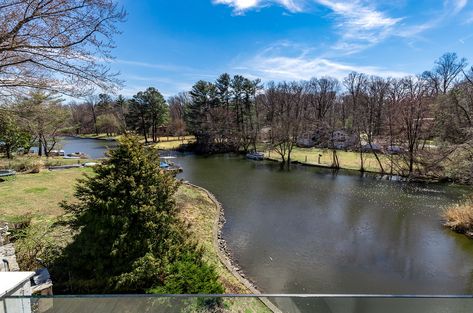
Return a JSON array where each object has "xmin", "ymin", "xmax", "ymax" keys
[{"xmin": 52, "ymin": 136, "xmax": 223, "ymax": 295}]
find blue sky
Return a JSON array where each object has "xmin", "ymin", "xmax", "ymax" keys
[{"xmin": 111, "ymin": 0, "xmax": 473, "ymax": 98}]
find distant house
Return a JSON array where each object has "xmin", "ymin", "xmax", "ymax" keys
[
  {"xmin": 296, "ymin": 133, "xmax": 315, "ymax": 148},
  {"xmin": 330, "ymin": 130, "xmax": 356, "ymax": 150},
  {"xmin": 258, "ymin": 126, "xmax": 272, "ymax": 143}
]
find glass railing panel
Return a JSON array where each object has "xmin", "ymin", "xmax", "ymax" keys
[{"xmin": 2, "ymin": 295, "xmax": 473, "ymax": 313}]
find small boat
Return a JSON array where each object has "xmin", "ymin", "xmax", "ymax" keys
[
  {"xmin": 66, "ymin": 152, "xmax": 88, "ymax": 158},
  {"xmin": 160, "ymin": 161, "xmax": 170, "ymax": 169},
  {"xmin": 0, "ymin": 169, "xmax": 16, "ymax": 177},
  {"xmin": 50, "ymin": 149, "xmax": 65, "ymax": 156},
  {"xmin": 246, "ymin": 151, "xmax": 264, "ymax": 161},
  {"xmin": 63, "ymin": 155, "xmax": 80, "ymax": 159},
  {"xmin": 159, "ymin": 160, "xmax": 183, "ymax": 174},
  {"xmin": 83, "ymin": 162, "xmax": 98, "ymax": 167}
]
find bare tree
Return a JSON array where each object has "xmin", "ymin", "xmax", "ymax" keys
[
  {"xmin": 85, "ymin": 95, "xmax": 100, "ymax": 135},
  {"xmin": 423, "ymin": 52, "xmax": 468, "ymax": 95},
  {"xmin": 0, "ymin": 0, "xmax": 125, "ymax": 97},
  {"xmin": 398, "ymin": 76, "xmax": 430, "ymax": 176},
  {"xmin": 344, "ymin": 72, "xmax": 368, "ymax": 171},
  {"xmin": 168, "ymin": 92, "xmax": 189, "ymax": 138},
  {"xmin": 262, "ymin": 81, "xmax": 306, "ymax": 166},
  {"xmin": 362, "ymin": 76, "xmax": 390, "ymax": 173}
]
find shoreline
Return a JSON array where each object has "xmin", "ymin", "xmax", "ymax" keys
[
  {"xmin": 264, "ymin": 156, "xmax": 454, "ymax": 184},
  {"xmin": 184, "ymin": 182, "xmax": 282, "ymax": 313},
  {"xmin": 67, "ymin": 135, "xmax": 460, "ymax": 184}
]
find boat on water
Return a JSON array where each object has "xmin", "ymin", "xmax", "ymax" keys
[
  {"xmin": 50, "ymin": 149, "xmax": 65, "ymax": 156},
  {"xmin": 64, "ymin": 152, "xmax": 88, "ymax": 159},
  {"xmin": 246, "ymin": 151, "xmax": 264, "ymax": 160},
  {"xmin": 160, "ymin": 160, "xmax": 183, "ymax": 174}
]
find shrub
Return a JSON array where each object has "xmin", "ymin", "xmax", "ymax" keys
[
  {"xmin": 13, "ymin": 220, "xmax": 68, "ymax": 270},
  {"xmin": 6, "ymin": 157, "xmax": 43, "ymax": 173},
  {"xmin": 443, "ymin": 195, "xmax": 473, "ymax": 234}
]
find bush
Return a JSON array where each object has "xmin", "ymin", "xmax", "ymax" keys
[
  {"xmin": 443, "ymin": 195, "xmax": 473, "ymax": 234},
  {"xmin": 4, "ymin": 157, "xmax": 43, "ymax": 173},
  {"xmin": 13, "ymin": 220, "xmax": 68, "ymax": 270}
]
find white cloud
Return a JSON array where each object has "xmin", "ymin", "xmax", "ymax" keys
[
  {"xmin": 236, "ymin": 43, "xmax": 410, "ymax": 82},
  {"xmin": 213, "ymin": 0, "xmax": 304, "ymax": 13}
]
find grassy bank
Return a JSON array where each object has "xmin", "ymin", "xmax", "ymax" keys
[
  {"xmin": 0, "ymin": 168, "xmax": 270, "ymax": 312},
  {"xmin": 175, "ymin": 186, "xmax": 271, "ymax": 312},
  {"xmin": 263, "ymin": 146, "xmax": 393, "ymax": 173},
  {"xmin": 76, "ymin": 133, "xmax": 196, "ymax": 150}
]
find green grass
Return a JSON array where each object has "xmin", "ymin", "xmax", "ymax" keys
[
  {"xmin": 153, "ymin": 138, "xmax": 196, "ymax": 150},
  {"xmin": 263, "ymin": 146, "xmax": 392, "ymax": 173},
  {"xmin": 76, "ymin": 133, "xmax": 121, "ymax": 140},
  {"xmin": 0, "ymin": 168, "xmax": 93, "ymax": 220},
  {"xmin": 77, "ymin": 133, "xmax": 196, "ymax": 150}
]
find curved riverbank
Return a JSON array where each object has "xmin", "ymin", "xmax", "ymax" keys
[{"xmin": 180, "ymin": 183, "xmax": 281, "ymax": 313}]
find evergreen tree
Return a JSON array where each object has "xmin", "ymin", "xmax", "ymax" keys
[
  {"xmin": 52, "ymin": 136, "xmax": 223, "ymax": 296},
  {"xmin": 126, "ymin": 88, "xmax": 168, "ymax": 143},
  {"xmin": 0, "ymin": 111, "xmax": 30, "ymax": 158}
]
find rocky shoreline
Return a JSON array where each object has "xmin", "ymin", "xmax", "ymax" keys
[{"xmin": 184, "ymin": 182, "xmax": 282, "ymax": 313}]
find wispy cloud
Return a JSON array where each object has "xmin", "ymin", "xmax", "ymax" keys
[
  {"xmin": 236, "ymin": 42, "xmax": 410, "ymax": 81},
  {"xmin": 448, "ymin": 0, "xmax": 468, "ymax": 14},
  {"xmin": 315, "ymin": 0, "xmax": 403, "ymax": 54},
  {"xmin": 214, "ymin": 0, "xmax": 469, "ymax": 53}
]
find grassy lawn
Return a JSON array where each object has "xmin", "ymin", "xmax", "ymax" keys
[
  {"xmin": 153, "ymin": 138, "xmax": 195, "ymax": 150},
  {"xmin": 77, "ymin": 133, "xmax": 121, "ymax": 140},
  {"xmin": 0, "ymin": 168, "xmax": 93, "ymax": 220},
  {"xmin": 77, "ymin": 133, "xmax": 196, "ymax": 150},
  {"xmin": 263, "ymin": 146, "xmax": 393, "ymax": 173},
  {"xmin": 0, "ymin": 168, "xmax": 270, "ymax": 312},
  {"xmin": 0, "ymin": 156, "xmax": 97, "ymax": 172}
]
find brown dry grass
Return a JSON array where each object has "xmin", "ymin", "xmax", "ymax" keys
[{"xmin": 443, "ymin": 200, "xmax": 473, "ymax": 234}]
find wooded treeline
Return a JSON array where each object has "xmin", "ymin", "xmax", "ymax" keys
[
  {"xmin": 182, "ymin": 53, "xmax": 473, "ymax": 182},
  {"xmin": 2, "ymin": 52, "xmax": 473, "ymax": 181}
]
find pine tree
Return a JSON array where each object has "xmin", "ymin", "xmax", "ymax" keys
[{"xmin": 52, "ymin": 136, "xmax": 223, "ymax": 296}]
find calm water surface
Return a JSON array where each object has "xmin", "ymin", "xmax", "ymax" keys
[
  {"xmin": 61, "ymin": 137, "xmax": 117, "ymax": 159},
  {"xmin": 64, "ymin": 139, "xmax": 473, "ymax": 311},
  {"xmin": 173, "ymin": 154, "xmax": 473, "ymax": 311}
]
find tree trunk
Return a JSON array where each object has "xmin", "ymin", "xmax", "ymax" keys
[
  {"xmin": 38, "ymin": 137, "xmax": 43, "ymax": 156},
  {"xmin": 5, "ymin": 145, "xmax": 12, "ymax": 159}
]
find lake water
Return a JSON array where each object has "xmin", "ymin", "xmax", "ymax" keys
[
  {"xmin": 173, "ymin": 154, "xmax": 473, "ymax": 312},
  {"xmin": 38, "ymin": 137, "xmax": 118, "ymax": 159},
  {"xmin": 63, "ymin": 138, "xmax": 473, "ymax": 312}
]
